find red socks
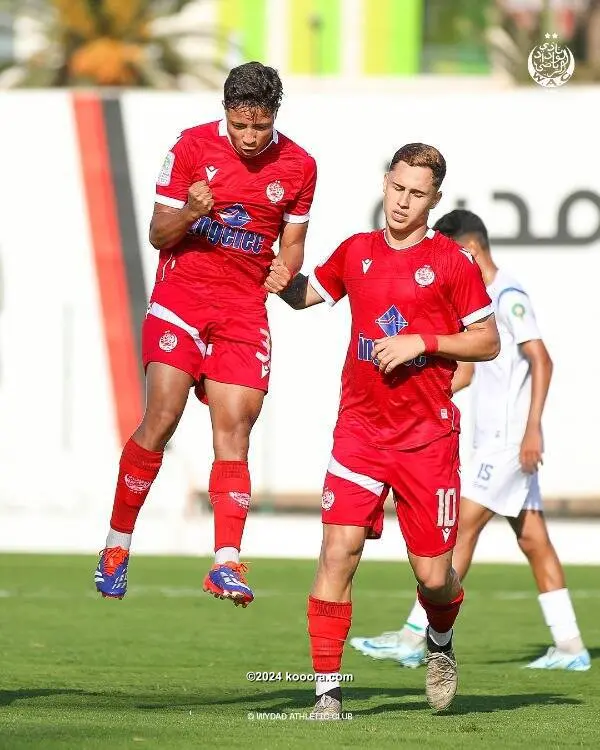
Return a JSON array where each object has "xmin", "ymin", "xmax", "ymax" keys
[
  {"xmin": 418, "ymin": 587, "xmax": 464, "ymax": 632},
  {"xmin": 109, "ymin": 438, "xmax": 163, "ymax": 533},
  {"xmin": 209, "ymin": 460, "xmax": 251, "ymax": 552},
  {"xmin": 307, "ymin": 595, "xmax": 352, "ymax": 673},
  {"xmin": 109, "ymin": 449, "xmax": 251, "ymax": 550}
]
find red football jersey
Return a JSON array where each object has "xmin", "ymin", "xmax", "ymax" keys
[
  {"xmin": 153, "ymin": 120, "xmax": 317, "ymax": 305},
  {"xmin": 310, "ymin": 229, "xmax": 493, "ymax": 450}
]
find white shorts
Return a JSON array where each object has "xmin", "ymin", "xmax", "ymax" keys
[{"xmin": 462, "ymin": 444, "xmax": 542, "ymax": 518}]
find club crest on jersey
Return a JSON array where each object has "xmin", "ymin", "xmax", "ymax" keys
[
  {"xmin": 376, "ymin": 305, "xmax": 408, "ymax": 336},
  {"xmin": 189, "ymin": 202, "xmax": 265, "ymax": 254},
  {"xmin": 159, "ymin": 331, "xmax": 178, "ymax": 352},
  {"xmin": 415, "ymin": 265, "xmax": 435, "ymax": 286},
  {"xmin": 266, "ymin": 180, "xmax": 285, "ymax": 203}
]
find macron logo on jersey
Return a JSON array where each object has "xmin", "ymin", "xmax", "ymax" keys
[
  {"xmin": 362, "ymin": 259, "xmax": 373, "ymax": 274},
  {"xmin": 189, "ymin": 203, "xmax": 265, "ymax": 254},
  {"xmin": 205, "ymin": 165, "xmax": 218, "ymax": 182}
]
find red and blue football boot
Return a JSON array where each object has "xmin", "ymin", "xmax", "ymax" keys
[
  {"xmin": 94, "ymin": 546, "xmax": 129, "ymax": 599},
  {"xmin": 203, "ymin": 562, "xmax": 254, "ymax": 607}
]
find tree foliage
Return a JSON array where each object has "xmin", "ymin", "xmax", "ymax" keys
[{"xmin": 2, "ymin": 0, "xmax": 235, "ymax": 88}]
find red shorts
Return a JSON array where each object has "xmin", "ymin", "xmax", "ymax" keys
[
  {"xmin": 321, "ymin": 432, "xmax": 460, "ymax": 557},
  {"xmin": 142, "ymin": 292, "xmax": 271, "ymax": 402}
]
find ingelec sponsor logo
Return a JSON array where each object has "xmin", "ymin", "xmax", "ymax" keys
[{"xmin": 189, "ymin": 203, "xmax": 265, "ymax": 254}]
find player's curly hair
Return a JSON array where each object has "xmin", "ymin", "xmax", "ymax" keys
[
  {"xmin": 434, "ymin": 210, "xmax": 490, "ymax": 249},
  {"xmin": 389, "ymin": 143, "xmax": 446, "ymax": 188},
  {"xmin": 223, "ymin": 62, "xmax": 283, "ymax": 114}
]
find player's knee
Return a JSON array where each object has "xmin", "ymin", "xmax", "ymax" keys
[
  {"xmin": 140, "ymin": 405, "xmax": 182, "ymax": 447},
  {"xmin": 413, "ymin": 564, "xmax": 451, "ymax": 594},
  {"xmin": 213, "ymin": 411, "xmax": 257, "ymax": 453},
  {"xmin": 213, "ymin": 423, "xmax": 252, "ymax": 459},
  {"xmin": 517, "ymin": 531, "xmax": 550, "ymax": 559},
  {"xmin": 419, "ymin": 576, "xmax": 449, "ymax": 595},
  {"xmin": 321, "ymin": 539, "xmax": 362, "ymax": 579}
]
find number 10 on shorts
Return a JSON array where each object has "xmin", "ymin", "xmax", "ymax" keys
[{"xmin": 436, "ymin": 488, "xmax": 457, "ymax": 528}]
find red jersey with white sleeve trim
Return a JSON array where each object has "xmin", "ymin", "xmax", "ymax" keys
[
  {"xmin": 153, "ymin": 120, "xmax": 317, "ymax": 305},
  {"xmin": 310, "ymin": 229, "xmax": 493, "ymax": 450}
]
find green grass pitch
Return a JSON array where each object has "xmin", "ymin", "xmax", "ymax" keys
[{"xmin": 1, "ymin": 554, "xmax": 599, "ymax": 749}]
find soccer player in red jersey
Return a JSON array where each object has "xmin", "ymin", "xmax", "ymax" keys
[
  {"xmin": 94, "ymin": 62, "xmax": 317, "ymax": 606},
  {"xmin": 277, "ymin": 143, "xmax": 500, "ymax": 716}
]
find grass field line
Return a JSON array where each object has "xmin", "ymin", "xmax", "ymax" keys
[{"xmin": 1, "ymin": 586, "xmax": 600, "ymax": 600}]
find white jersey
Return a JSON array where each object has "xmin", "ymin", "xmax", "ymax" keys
[{"xmin": 472, "ymin": 269, "xmax": 542, "ymax": 448}]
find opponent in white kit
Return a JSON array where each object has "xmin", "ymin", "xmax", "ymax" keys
[{"xmin": 351, "ymin": 210, "xmax": 590, "ymax": 672}]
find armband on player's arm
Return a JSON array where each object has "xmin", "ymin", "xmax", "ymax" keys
[
  {"xmin": 279, "ymin": 273, "xmax": 309, "ymax": 309},
  {"xmin": 279, "ymin": 274, "xmax": 325, "ymax": 310}
]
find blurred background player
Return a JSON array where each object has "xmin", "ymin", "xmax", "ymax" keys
[
  {"xmin": 94, "ymin": 62, "xmax": 317, "ymax": 605},
  {"xmin": 350, "ymin": 210, "xmax": 590, "ymax": 672},
  {"xmin": 277, "ymin": 146, "xmax": 499, "ymax": 716}
]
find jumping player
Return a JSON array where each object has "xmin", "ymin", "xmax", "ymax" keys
[
  {"xmin": 276, "ymin": 145, "xmax": 500, "ymax": 716},
  {"xmin": 351, "ymin": 210, "xmax": 590, "ymax": 672},
  {"xmin": 94, "ymin": 62, "xmax": 317, "ymax": 606}
]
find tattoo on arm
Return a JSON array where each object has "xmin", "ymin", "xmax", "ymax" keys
[{"xmin": 279, "ymin": 273, "xmax": 309, "ymax": 309}]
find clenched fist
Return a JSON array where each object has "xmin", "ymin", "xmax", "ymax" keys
[
  {"xmin": 264, "ymin": 256, "xmax": 292, "ymax": 294},
  {"xmin": 187, "ymin": 180, "xmax": 214, "ymax": 219}
]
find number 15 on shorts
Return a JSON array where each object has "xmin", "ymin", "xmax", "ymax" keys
[{"xmin": 436, "ymin": 488, "xmax": 457, "ymax": 528}]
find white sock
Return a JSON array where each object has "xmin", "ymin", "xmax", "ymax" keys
[
  {"xmin": 315, "ymin": 673, "xmax": 340, "ymax": 697},
  {"xmin": 538, "ymin": 588, "xmax": 585, "ymax": 653},
  {"xmin": 428, "ymin": 627, "xmax": 453, "ymax": 647},
  {"xmin": 105, "ymin": 529, "xmax": 132, "ymax": 550},
  {"xmin": 405, "ymin": 598, "xmax": 429, "ymax": 635},
  {"xmin": 215, "ymin": 547, "xmax": 240, "ymax": 565}
]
